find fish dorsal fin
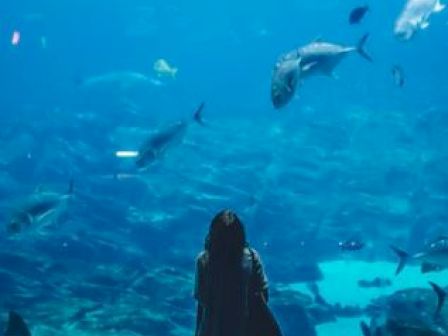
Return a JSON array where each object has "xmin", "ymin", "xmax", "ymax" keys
[
  {"xmin": 5, "ymin": 311, "xmax": 31, "ymax": 336},
  {"xmin": 434, "ymin": 1, "xmax": 446, "ymax": 13}
]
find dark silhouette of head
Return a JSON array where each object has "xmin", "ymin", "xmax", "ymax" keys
[
  {"xmin": 205, "ymin": 210, "xmax": 247, "ymax": 312},
  {"xmin": 206, "ymin": 209, "xmax": 246, "ymax": 261}
]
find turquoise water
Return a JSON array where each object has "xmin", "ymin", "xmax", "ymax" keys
[{"xmin": 0, "ymin": 0, "xmax": 447, "ymax": 335}]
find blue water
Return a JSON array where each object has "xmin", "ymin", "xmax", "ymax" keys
[{"xmin": 0, "ymin": 0, "xmax": 447, "ymax": 335}]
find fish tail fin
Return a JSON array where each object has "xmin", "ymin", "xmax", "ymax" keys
[
  {"xmin": 429, "ymin": 281, "xmax": 446, "ymax": 318},
  {"xmin": 390, "ymin": 245, "xmax": 409, "ymax": 275},
  {"xmin": 193, "ymin": 102, "xmax": 205, "ymax": 126},
  {"xmin": 6, "ymin": 311, "xmax": 31, "ymax": 336},
  {"xmin": 356, "ymin": 33, "xmax": 373, "ymax": 63},
  {"xmin": 434, "ymin": 1, "xmax": 445, "ymax": 13},
  {"xmin": 360, "ymin": 321, "xmax": 371, "ymax": 336}
]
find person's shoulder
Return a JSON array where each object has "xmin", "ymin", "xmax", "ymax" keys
[
  {"xmin": 196, "ymin": 250, "xmax": 209, "ymax": 266},
  {"xmin": 244, "ymin": 247, "xmax": 262, "ymax": 260}
]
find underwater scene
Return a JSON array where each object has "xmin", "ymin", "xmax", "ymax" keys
[{"xmin": 1, "ymin": 0, "xmax": 448, "ymax": 335}]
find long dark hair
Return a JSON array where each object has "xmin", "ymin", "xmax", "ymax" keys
[
  {"xmin": 204, "ymin": 210, "xmax": 247, "ymax": 310},
  {"xmin": 205, "ymin": 209, "xmax": 247, "ymax": 260}
]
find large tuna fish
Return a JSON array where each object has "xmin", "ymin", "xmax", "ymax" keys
[
  {"xmin": 394, "ymin": 0, "xmax": 445, "ymax": 40},
  {"xmin": 6, "ymin": 181, "xmax": 74, "ymax": 235},
  {"xmin": 270, "ymin": 35, "xmax": 372, "ymax": 109},
  {"xmin": 297, "ymin": 34, "xmax": 372, "ymax": 79}
]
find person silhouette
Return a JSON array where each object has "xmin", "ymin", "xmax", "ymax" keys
[{"xmin": 194, "ymin": 209, "xmax": 280, "ymax": 336}]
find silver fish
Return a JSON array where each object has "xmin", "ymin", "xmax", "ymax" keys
[
  {"xmin": 271, "ymin": 57, "xmax": 302, "ymax": 109},
  {"xmin": 135, "ymin": 103, "xmax": 204, "ymax": 169},
  {"xmin": 394, "ymin": 0, "xmax": 445, "ymax": 41},
  {"xmin": 270, "ymin": 34, "xmax": 372, "ymax": 109},
  {"xmin": 391, "ymin": 236, "xmax": 448, "ymax": 275},
  {"xmin": 6, "ymin": 181, "xmax": 74, "ymax": 235},
  {"xmin": 298, "ymin": 34, "xmax": 372, "ymax": 79}
]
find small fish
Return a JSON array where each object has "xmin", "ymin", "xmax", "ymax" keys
[
  {"xmin": 11, "ymin": 31, "xmax": 21, "ymax": 46},
  {"xmin": 349, "ymin": 5, "xmax": 369, "ymax": 25},
  {"xmin": 339, "ymin": 239, "xmax": 365, "ymax": 251},
  {"xmin": 153, "ymin": 58, "xmax": 178, "ymax": 78},
  {"xmin": 4, "ymin": 311, "xmax": 31, "ymax": 336},
  {"xmin": 358, "ymin": 277, "xmax": 392, "ymax": 288},
  {"xmin": 391, "ymin": 236, "xmax": 448, "ymax": 275},
  {"xmin": 392, "ymin": 65, "xmax": 405, "ymax": 87},
  {"xmin": 394, "ymin": 0, "xmax": 445, "ymax": 40}
]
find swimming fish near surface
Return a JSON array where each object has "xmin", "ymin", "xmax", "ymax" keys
[{"xmin": 394, "ymin": 0, "xmax": 445, "ymax": 40}]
